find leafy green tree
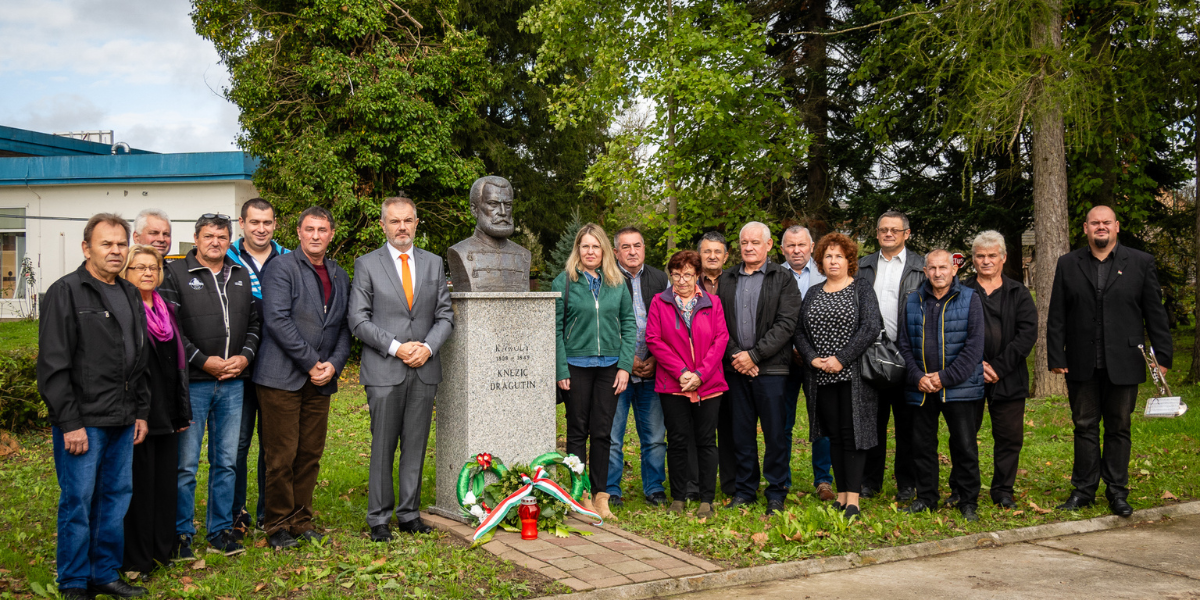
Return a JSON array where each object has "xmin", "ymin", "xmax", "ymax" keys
[
  {"xmin": 192, "ymin": 0, "xmax": 498, "ymax": 265},
  {"xmin": 540, "ymin": 208, "xmax": 582, "ymax": 289}
]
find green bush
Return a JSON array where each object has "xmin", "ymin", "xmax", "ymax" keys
[{"xmin": 0, "ymin": 348, "xmax": 46, "ymax": 431}]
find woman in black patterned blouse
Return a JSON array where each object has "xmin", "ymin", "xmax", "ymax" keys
[{"xmin": 794, "ymin": 233, "xmax": 882, "ymax": 518}]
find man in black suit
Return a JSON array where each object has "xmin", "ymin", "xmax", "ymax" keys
[{"xmin": 1047, "ymin": 205, "xmax": 1172, "ymax": 517}]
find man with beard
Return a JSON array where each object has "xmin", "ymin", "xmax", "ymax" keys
[
  {"xmin": 447, "ymin": 176, "xmax": 532, "ymax": 292},
  {"xmin": 1048, "ymin": 205, "xmax": 1171, "ymax": 517}
]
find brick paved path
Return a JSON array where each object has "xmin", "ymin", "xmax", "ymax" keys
[{"xmin": 423, "ymin": 511, "xmax": 723, "ymax": 591}]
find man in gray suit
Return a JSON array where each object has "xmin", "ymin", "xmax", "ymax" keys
[{"xmin": 349, "ymin": 196, "xmax": 453, "ymax": 541}]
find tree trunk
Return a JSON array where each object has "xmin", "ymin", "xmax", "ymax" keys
[
  {"xmin": 1030, "ymin": 0, "xmax": 1070, "ymax": 398},
  {"xmin": 799, "ymin": 0, "xmax": 830, "ymax": 240},
  {"xmin": 1189, "ymin": 85, "xmax": 1200, "ymax": 382}
]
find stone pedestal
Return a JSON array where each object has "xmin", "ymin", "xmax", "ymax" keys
[{"xmin": 429, "ymin": 292, "xmax": 560, "ymax": 521}]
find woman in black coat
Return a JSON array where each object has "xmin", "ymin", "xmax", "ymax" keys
[
  {"xmin": 121, "ymin": 246, "xmax": 192, "ymax": 575},
  {"xmin": 794, "ymin": 233, "xmax": 882, "ymax": 518}
]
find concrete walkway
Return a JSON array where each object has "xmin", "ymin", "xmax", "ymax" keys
[{"xmin": 678, "ymin": 513, "xmax": 1200, "ymax": 599}]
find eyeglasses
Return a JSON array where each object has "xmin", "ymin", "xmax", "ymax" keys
[
  {"xmin": 877, "ymin": 227, "xmax": 907, "ymax": 235},
  {"xmin": 201, "ymin": 213, "xmax": 231, "ymax": 222},
  {"xmin": 669, "ymin": 272, "xmax": 697, "ymax": 281},
  {"xmin": 128, "ymin": 265, "xmax": 161, "ymax": 274}
]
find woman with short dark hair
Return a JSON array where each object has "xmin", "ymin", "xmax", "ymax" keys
[{"xmin": 645, "ymin": 250, "xmax": 729, "ymax": 518}]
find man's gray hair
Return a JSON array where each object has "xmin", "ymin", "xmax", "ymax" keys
[
  {"xmin": 782, "ymin": 225, "xmax": 812, "ymax": 243},
  {"xmin": 381, "ymin": 196, "xmax": 417, "ymax": 218},
  {"xmin": 971, "ymin": 230, "xmax": 1006, "ymax": 256},
  {"xmin": 697, "ymin": 231, "xmax": 728, "ymax": 251},
  {"xmin": 925, "ymin": 248, "xmax": 952, "ymax": 262},
  {"xmin": 877, "ymin": 210, "xmax": 910, "ymax": 231},
  {"xmin": 739, "ymin": 221, "xmax": 772, "ymax": 242},
  {"xmin": 134, "ymin": 208, "xmax": 171, "ymax": 234}
]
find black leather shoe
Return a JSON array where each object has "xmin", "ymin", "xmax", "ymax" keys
[
  {"xmin": 90, "ymin": 580, "xmax": 147, "ymax": 598},
  {"xmin": 609, "ymin": 496, "xmax": 624, "ymax": 508},
  {"xmin": 859, "ymin": 485, "xmax": 878, "ymax": 499},
  {"xmin": 843, "ymin": 504, "xmax": 861, "ymax": 519},
  {"xmin": 645, "ymin": 492, "xmax": 669, "ymax": 506},
  {"xmin": 268, "ymin": 530, "xmax": 299, "ymax": 550},
  {"xmin": 1056, "ymin": 494, "xmax": 1093, "ymax": 511},
  {"xmin": 1109, "ymin": 497, "xmax": 1133, "ymax": 517},
  {"xmin": 959, "ymin": 504, "xmax": 979, "ymax": 522},
  {"xmin": 765, "ymin": 500, "xmax": 785, "ymax": 516},
  {"xmin": 896, "ymin": 487, "xmax": 917, "ymax": 503},
  {"xmin": 726, "ymin": 496, "xmax": 755, "ymax": 509},
  {"xmin": 832, "ymin": 502, "xmax": 844, "ymax": 511},
  {"xmin": 60, "ymin": 588, "xmax": 93, "ymax": 600},
  {"xmin": 370, "ymin": 524, "xmax": 392, "ymax": 542},
  {"xmin": 395, "ymin": 518, "xmax": 434, "ymax": 534},
  {"xmin": 944, "ymin": 492, "xmax": 961, "ymax": 508},
  {"xmin": 995, "ymin": 496, "xmax": 1018, "ymax": 509},
  {"xmin": 904, "ymin": 500, "xmax": 935, "ymax": 514}
]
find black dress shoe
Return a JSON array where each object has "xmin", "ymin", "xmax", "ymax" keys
[
  {"xmin": 90, "ymin": 580, "xmax": 147, "ymax": 598},
  {"xmin": 268, "ymin": 530, "xmax": 299, "ymax": 550},
  {"xmin": 765, "ymin": 499, "xmax": 785, "ymax": 516},
  {"xmin": 1056, "ymin": 494, "xmax": 1093, "ymax": 511},
  {"xmin": 843, "ymin": 504, "xmax": 861, "ymax": 519},
  {"xmin": 370, "ymin": 524, "xmax": 392, "ymax": 542},
  {"xmin": 395, "ymin": 518, "xmax": 434, "ymax": 534},
  {"xmin": 60, "ymin": 588, "xmax": 92, "ymax": 600},
  {"xmin": 832, "ymin": 502, "xmax": 844, "ymax": 511},
  {"xmin": 609, "ymin": 496, "xmax": 624, "ymax": 508},
  {"xmin": 859, "ymin": 485, "xmax": 878, "ymax": 499},
  {"xmin": 896, "ymin": 487, "xmax": 917, "ymax": 503},
  {"xmin": 944, "ymin": 492, "xmax": 961, "ymax": 508},
  {"xmin": 726, "ymin": 496, "xmax": 755, "ymax": 509},
  {"xmin": 646, "ymin": 492, "xmax": 669, "ymax": 506},
  {"xmin": 1109, "ymin": 497, "xmax": 1133, "ymax": 517},
  {"xmin": 904, "ymin": 500, "xmax": 935, "ymax": 514},
  {"xmin": 959, "ymin": 504, "xmax": 979, "ymax": 522},
  {"xmin": 995, "ymin": 496, "xmax": 1018, "ymax": 509}
]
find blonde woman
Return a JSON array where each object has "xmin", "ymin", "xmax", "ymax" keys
[
  {"xmin": 553, "ymin": 223, "xmax": 636, "ymax": 520},
  {"xmin": 120, "ymin": 245, "xmax": 191, "ymax": 575}
]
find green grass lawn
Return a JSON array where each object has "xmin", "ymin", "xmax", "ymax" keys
[{"xmin": 0, "ymin": 320, "xmax": 37, "ymax": 351}]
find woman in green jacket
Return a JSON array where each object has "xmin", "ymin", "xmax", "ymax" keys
[{"xmin": 553, "ymin": 223, "xmax": 636, "ymax": 520}]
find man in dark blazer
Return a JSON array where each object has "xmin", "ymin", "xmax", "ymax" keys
[
  {"xmin": 349, "ymin": 196, "xmax": 454, "ymax": 540},
  {"xmin": 1048, "ymin": 205, "xmax": 1171, "ymax": 517},
  {"xmin": 253, "ymin": 206, "xmax": 352, "ymax": 549}
]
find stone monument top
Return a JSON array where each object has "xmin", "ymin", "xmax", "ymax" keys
[{"xmin": 447, "ymin": 176, "xmax": 532, "ymax": 292}]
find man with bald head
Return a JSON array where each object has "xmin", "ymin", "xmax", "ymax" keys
[
  {"xmin": 1047, "ymin": 205, "xmax": 1171, "ymax": 517},
  {"xmin": 896, "ymin": 249, "xmax": 985, "ymax": 522}
]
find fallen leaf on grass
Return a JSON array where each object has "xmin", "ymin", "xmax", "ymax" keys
[
  {"xmin": 1017, "ymin": 469, "xmax": 1028, "ymax": 476},
  {"xmin": 814, "ymin": 530, "xmax": 830, "ymax": 539},
  {"xmin": 1027, "ymin": 502, "xmax": 1052, "ymax": 515},
  {"xmin": 726, "ymin": 529, "xmax": 743, "ymax": 539},
  {"xmin": 191, "ymin": 559, "xmax": 207, "ymax": 570},
  {"xmin": 697, "ymin": 517, "xmax": 707, "ymax": 524},
  {"xmin": 372, "ymin": 557, "xmax": 386, "ymax": 566},
  {"xmin": 253, "ymin": 584, "xmax": 266, "ymax": 593},
  {"xmin": 255, "ymin": 538, "xmax": 268, "ymax": 548},
  {"xmin": 1161, "ymin": 490, "xmax": 1178, "ymax": 501},
  {"xmin": 1012, "ymin": 510, "xmax": 1024, "ymax": 516},
  {"xmin": 180, "ymin": 576, "xmax": 193, "ymax": 585},
  {"xmin": 183, "ymin": 584, "xmax": 197, "ymax": 593},
  {"xmin": 750, "ymin": 532, "xmax": 768, "ymax": 547}
]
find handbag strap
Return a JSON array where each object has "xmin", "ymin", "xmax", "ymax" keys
[{"xmin": 561, "ymin": 271, "xmax": 571, "ymax": 337}]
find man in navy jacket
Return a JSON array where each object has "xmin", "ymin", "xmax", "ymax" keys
[{"xmin": 253, "ymin": 206, "xmax": 351, "ymax": 549}]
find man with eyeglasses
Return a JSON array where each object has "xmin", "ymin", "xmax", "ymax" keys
[
  {"xmin": 160, "ymin": 213, "xmax": 260, "ymax": 558},
  {"xmin": 857, "ymin": 210, "xmax": 925, "ymax": 502}
]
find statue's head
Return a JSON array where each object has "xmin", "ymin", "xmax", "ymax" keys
[{"xmin": 470, "ymin": 176, "xmax": 515, "ymax": 240}]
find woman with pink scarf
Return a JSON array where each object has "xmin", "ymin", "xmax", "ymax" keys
[
  {"xmin": 645, "ymin": 250, "xmax": 729, "ymax": 519},
  {"xmin": 120, "ymin": 245, "xmax": 191, "ymax": 576}
]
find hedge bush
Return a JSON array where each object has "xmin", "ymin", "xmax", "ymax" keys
[{"xmin": 0, "ymin": 348, "xmax": 45, "ymax": 431}]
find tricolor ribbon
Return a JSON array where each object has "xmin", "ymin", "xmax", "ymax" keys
[{"xmin": 472, "ymin": 466, "xmax": 601, "ymax": 542}]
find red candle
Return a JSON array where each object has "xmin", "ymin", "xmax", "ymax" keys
[{"xmin": 518, "ymin": 497, "xmax": 540, "ymax": 540}]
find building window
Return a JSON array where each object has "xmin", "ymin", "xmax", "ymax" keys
[{"xmin": 0, "ymin": 208, "xmax": 27, "ymax": 299}]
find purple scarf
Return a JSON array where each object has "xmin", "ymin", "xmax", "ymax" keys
[{"xmin": 145, "ymin": 291, "xmax": 174, "ymax": 343}]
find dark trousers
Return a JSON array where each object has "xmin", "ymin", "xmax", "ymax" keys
[
  {"xmin": 659, "ymin": 393, "xmax": 721, "ymax": 503},
  {"xmin": 727, "ymin": 372, "xmax": 790, "ymax": 502},
  {"xmin": 366, "ymin": 376, "xmax": 437, "ymax": 527},
  {"xmin": 864, "ymin": 385, "xmax": 916, "ymax": 493},
  {"xmin": 969, "ymin": 393, "xmax": 1026, "ymax": 503},
  {"xmin": 234, "ymin": 380, "xmax": 265, "ymax": 525},
  {"xmin": 786, "ymin": 364, "xmax": 833, "ymax": 487},
  {"xmin": 565, "ymin": 365, "xmax": 621, "ymax": 493},
  {"xmin": 258, "ymin": 382, "xmax": 331, "ymax": 535},
  {"xmin": 717, "ymin": 387, "xmax": 738, "ymax": 497},
  {"xmin": 817, "ymin": 382, "xmax": 866, "ymax": 494},
  {"xmin": 123, "ymin": 432, "xmax": 178, "ymax": 573},
  {"xmin": 1066, "ymin": 370, "xmax": 1137, "ymax": 502},
  {"xmin": 912, "ymin": 397, "xmax": 980, "ymax": 507}
]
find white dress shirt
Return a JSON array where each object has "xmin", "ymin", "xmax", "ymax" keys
[
  {"xmin": 385, "ymin": 243, "xmax": 432, "ymax": 358},
  {"xmin": 873, "ymin": 246, "xmax": 908, "ymax": 340}
]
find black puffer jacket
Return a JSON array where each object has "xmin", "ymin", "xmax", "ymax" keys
[
  {"xmin": 37, "ymin": 262, "xmax": 151, "ymax": 432},
  {"xmin": 717, "ymin": 260, "xmax": 803, "ymax": 376},
  {"xmin": 161, "ymin": 250, "xmax": 260, "ymax": 381}
]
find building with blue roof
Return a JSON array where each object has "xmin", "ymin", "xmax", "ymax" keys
[{"xmin": 0, "ymin": 125, "xmax": 259, "ymax": 318}]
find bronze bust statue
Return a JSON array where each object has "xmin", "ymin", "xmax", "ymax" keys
[{"xmin": 447, "ymin": 176, "xmax": 532, "ymax": 292}]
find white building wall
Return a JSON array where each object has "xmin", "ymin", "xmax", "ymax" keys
[{"xmin": 0, "ymin": 179, "xmax": 258, "ymax": 319}]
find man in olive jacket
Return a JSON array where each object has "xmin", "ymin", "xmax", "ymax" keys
[
  {"xmin": 38, "ymin": 214, "xmax": 150, "ymax": 599},
  {"xmin": 717, "ymin": 222, "xmax": 802, "ymax": 516}
]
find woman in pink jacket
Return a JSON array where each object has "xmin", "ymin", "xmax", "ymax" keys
[{"xmin": 645, "ymin": 250, "xmax": 730, "ymax": 518}]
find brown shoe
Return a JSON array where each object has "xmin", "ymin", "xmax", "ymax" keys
[
  {"xmin": 816, "ymin": 482, "xmax": 836, "ymax": 502},
  {"xmin": 696, "ymin": 502, "xmax": 715, "ymax": 518},
  {"xmin": 580, "ymin": 491, "xmax": 595, "ymax": 512},
  {"xmin": 594, "ymin": 492, "xmax": 616, "ymax": 520},
  {"xmin": 667, "ymin": 500, "xmax": 685, "ymax": 514}
]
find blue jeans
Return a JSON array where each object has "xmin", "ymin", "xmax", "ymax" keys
[
  {"xmin": 177, "ymin": 379, "xmax": 243, "ymax": 542},
  {"xmin": 786, "ymin": 366, "xmax": 833, "ymax": 487},
  {"xmin": 606, "ymin": 380, "xmax": 667, "ymax": 498},
  {"xmin": 53, "ymin": 425, "xmax": 134, "ymax": 590},
  {"xmin": 233, "ymin": 382, "xmax": 265, "ymax": 525}
]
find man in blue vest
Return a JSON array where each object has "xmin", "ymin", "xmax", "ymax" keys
[
  {"xmin": 896, "ymin": 249, "xmax": 985, "ymax": 522},
  {"xmin": 226, "ymin": 198, "xmax": 290, "ymax": 537}
]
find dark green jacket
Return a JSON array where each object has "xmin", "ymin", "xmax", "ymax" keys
[{"xmin": 553, "ymin": 270, "xmax": 637, "ymax": 381}]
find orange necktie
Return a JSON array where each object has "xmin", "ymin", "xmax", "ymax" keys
[{"xmin": 400, "ymin": 254, "xmax": 414, "ymax": 310}]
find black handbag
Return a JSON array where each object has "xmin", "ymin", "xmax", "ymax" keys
[
  {"xmin": 556, "ymin": 275, "xmax": 571, "ymax": 405},
  {"xmin": 860, "ymin": 329, "xmax": 906, "ymax": 388}
]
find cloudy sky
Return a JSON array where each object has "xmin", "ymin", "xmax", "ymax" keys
[{"xmin": 0, "ymin": 0, "xmax": 239, "ymax": 153}]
